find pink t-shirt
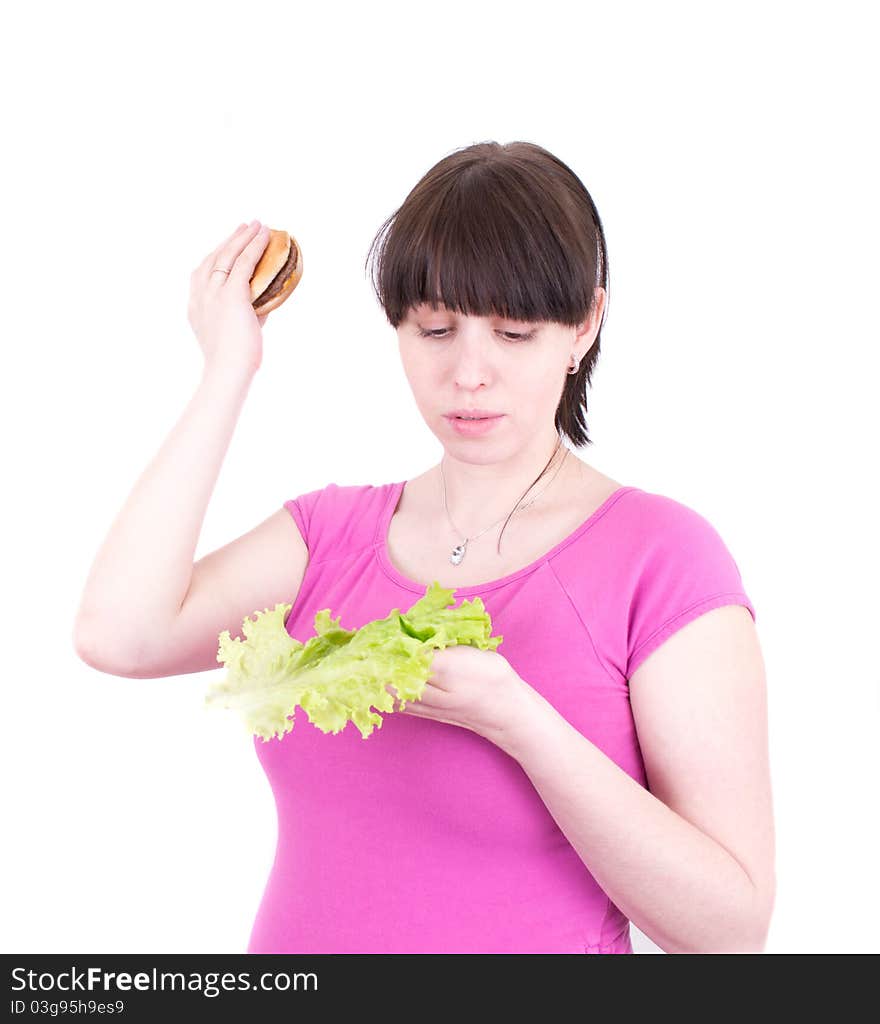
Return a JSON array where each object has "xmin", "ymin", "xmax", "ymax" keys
[{"xmin": 247, "ymin": 481, "xmax": 756, "ymax": 954}]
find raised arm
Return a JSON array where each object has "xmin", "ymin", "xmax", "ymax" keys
[{"xmin": 72, "ymin": 220, "xmax": 303, "ymax": 676}]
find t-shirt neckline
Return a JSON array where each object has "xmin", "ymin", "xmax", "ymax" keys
[{"xmin": 374, "ymin": 479, "xmax": 639, "ymax": 596}]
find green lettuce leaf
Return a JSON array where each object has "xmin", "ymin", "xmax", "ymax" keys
[{"xmin": 204, "ymin": 581, "xmax": 503, "ymax": 741}]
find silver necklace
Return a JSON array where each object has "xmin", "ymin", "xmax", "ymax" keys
[{"xmin": 440, "ymin": 441, "xmax": 569, "ymax": 565}]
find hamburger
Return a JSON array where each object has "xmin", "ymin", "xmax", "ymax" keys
[{"xmin": 249, "ymin": 229, "xmax": 303, "ymax": 314}]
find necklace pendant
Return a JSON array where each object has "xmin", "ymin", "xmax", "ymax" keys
[{"xmin": 450, "ymin": 540, "xmax": 468, "ymax": 565}]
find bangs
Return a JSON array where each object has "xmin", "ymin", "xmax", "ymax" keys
[{"xmin": 367, "ymin": 159, "xmax": 600, "ymax": 329}]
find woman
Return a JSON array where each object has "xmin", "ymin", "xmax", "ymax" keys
[{"xmin": 73, "ymin": 140, "xmax": 775, "ymax": 954}]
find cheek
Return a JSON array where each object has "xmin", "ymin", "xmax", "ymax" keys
[
  {"xmin": 400, "ymin": 346, "xmax": 446, "ymax": 394},
  {"xmin": 397, "ymin": 341, "xmax": 422, "ymax": 380},
  {"xmin": 512, "ymin": 357, "xmax": 561, "ymax": 397},
  {"xmin": 399, "ymin": 354, "xmax": 435, "ymax": 392},
  {"xmin": 397, "ymin": 355, "xmax": 438, "ymax": 415}
]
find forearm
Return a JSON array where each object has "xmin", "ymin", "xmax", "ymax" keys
[
  {"xmin": 498, "ymin": 681, "xmax": 767, "ymax": 954},
  {"xmin": 73, "ymin": 366, "xmax": 254, "ymax": 668}
]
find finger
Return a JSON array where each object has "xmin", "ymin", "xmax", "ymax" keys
[
  {"xmin": 398, "ymin": 704, "xmax": 464, "ymax": 732},
  {"xmin": 407, "ymin": 683, "xmax": 451, "ymax": 709},
  {"xmin": 384, "ymin": 681, "xmax": 406, "ymax": 706},
  {"xmin": 397, "ymin": 701, "xmax": 430, "ymax": 717},
  {"xmin": 206, "ymin": 222, "xmax": 264, "ymax": 286},
  {"xmin": 214, "ymin": 221, "xmax": 249, "ymax": 255},
  {"xmin": 425, "ymin": 664, "xmax": 455, "ymax": 691},
  {"xmin": 196, "ymin": 222, "xmax": 249, "ymax": 276},
  {"xmin": 386, "ymin": 681, "xmax": 432, "ymax": 711},
  {"xmin": 228, "ymin": 224, "xmax": 272, "ymax": 287}
]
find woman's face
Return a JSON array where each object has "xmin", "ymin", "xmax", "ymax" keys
[{"xmin": 396, "ymin": 291, "xmax": 605, "ymax": 462}]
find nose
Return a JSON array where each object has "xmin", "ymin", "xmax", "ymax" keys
[{"xmin": 450, "ymin": 328, "xmax": 495, "ymax": 389}]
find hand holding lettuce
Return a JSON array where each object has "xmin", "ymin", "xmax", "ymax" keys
[{"xmin": 204, "ymin": 582, "xmax": 503, "ymax": 741}]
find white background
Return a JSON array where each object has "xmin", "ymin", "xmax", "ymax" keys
[{"xmin": 2, "ymin": 0, "xmax": 877, "ymax": 955}]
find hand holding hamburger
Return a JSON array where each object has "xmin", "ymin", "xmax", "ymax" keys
[{"xmin": 188, "ymin": 220, "xmax": 303, "ymax": 379}]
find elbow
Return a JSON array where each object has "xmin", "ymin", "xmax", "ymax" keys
[
  {"xmin": 72, "ymin": 621, "xmax": 146, "ymax": 679},
  {"xmin": 746, "ymin": 877, "xmax": 776, "ymax": 953},
  {"xmin": 715, "ymin": 876, "xmax": 776, "ymax": 953},
  {"xmin": 724, "ymin": 906, "xmax": 773, "ymax": 954},
  {"xmin": 729, "ymin": 877, "xmax": 778, "ymax": 953},
  {"xmin": 665, "ymin": 918, "xmax": 772, "ymax": 955},
  {"xmin": 721, "ymin": 910, "xmax": 772, "ymax": 954},
  {"xmin": 664, "ymin": 876, "xmax": 776, "ymax": 954}
]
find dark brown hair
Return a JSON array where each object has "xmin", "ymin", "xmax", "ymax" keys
[{"xmin": 364, "ymin": 140, "xmax": 610, "ymax": 450}]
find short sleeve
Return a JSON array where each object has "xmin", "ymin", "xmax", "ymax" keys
[
  {"xmin": 282, "ymin": 487, "xmax": 325, "ymax": 554},
  {"xmin": 625, "ymin": 499, "xmax": 756, "ymax": 680},
  {"xmin": 280, "ymin": 482, "xmax": 383, "ymax": 565}
]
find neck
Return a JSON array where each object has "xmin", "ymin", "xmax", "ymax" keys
[{"xmin": 437, "ymin": 428, "xmax": 569, "ymax": 530}]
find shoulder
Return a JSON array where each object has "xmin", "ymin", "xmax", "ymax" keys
[
  {"xmin": 611, "ymin": 484, "xmax": 717, "ymax": 531},
  {"xmin": 564, "ymin": 462, "xmax": 713, "ymax": 543},
  {"xmin": 283, "ymin": 481, "xmax": 399, "ymax": 562},
  {"xmin": 614, "ymin": 482, "xmax": 752, "ymax": 575},
  {"xmin": 285, "ymin": 480, "xmax": 395, "ymax": 516},
  {"xmin": 618, "ymin": 486, "xmax": 756, "ymax": 678},
  {"xmin": 550, "ymin": 479, "xmax": 756, "ymax": 682},
  {"xmin": 593, "ymin": 484, "xmax": 740, "ymax": 566}
]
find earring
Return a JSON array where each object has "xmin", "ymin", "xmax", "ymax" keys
[{"xmin": 567, "ymin": 355, "xmax": 579, "ymax": 375}]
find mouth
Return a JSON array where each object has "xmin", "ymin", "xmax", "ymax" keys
[
  {"xmin": 444, "ymin": 409, "xmax": 504, "ymax": 420},
  {"xmin": 443, "ymin": 412, "xmax": 505, "ymax": 436}
]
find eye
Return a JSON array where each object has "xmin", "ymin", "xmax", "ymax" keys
[{"xmin": 416, "ymin": 327, "xmax": 537, "ymax": 342}]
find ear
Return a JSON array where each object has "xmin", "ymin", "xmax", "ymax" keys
[{"xmin": 573, "ymin": 286, "xmax": 607, "ymax": 359}]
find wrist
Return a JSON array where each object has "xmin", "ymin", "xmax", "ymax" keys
[
  {"xmin": 492, "ymin": 671, "xmax": 556, "ymax": 760},
  {"xmin": 200, "ymin": 362, "xmax": 256, "ymax": 395}
]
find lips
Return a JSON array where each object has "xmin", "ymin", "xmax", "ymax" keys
[
  {"xmin": 444, "ymin": 413, "xmax": 505, "ymax": 436},
  {"xmin": 445, "ymin": 408, "xmax": 503, "ymax": 419}
]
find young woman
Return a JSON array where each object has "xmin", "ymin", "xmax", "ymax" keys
[{"xmin": 74, "ymin": 140, "xmax": 775, "ymax": 954}]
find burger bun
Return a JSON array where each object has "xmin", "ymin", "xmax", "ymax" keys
[{"xmin": 249, "ymin": 228, "xmax": 303, "ymax": 315}]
